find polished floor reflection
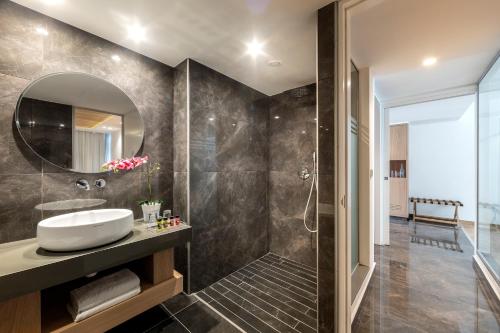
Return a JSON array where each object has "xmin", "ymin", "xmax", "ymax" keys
[{"xmin": 352, "ymin": 219, "xmax": 500, "ymax": 333}]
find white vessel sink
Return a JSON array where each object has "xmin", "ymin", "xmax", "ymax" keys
[{"xmin": 37, "ymin": 209, "xmax": 134, "ymax": 251}]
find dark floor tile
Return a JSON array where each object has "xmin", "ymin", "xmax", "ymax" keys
[
  {"xmin": 230, "ymin": 272, "xmax": 313, "ymax": 314},
  {"xmin": 196, "ymin": 290, "xmax": 261, "ymax": 333},
  {"xmin": 259, "ymin": 257, "xmax": 317, "ymax": 283},
  {"xmin": 162, "ymin": 293, "xmax": 198, "ymax": 315},
  {"xmin": 203, "ymin": 287, "xmax": 277, "ymax": 333},
  {"xmin": 243, "ymin": 270, "xmax": 317, "ymax": 309},
  {"xmin": 253, "ymin": 260, "xmax": 317, "ymax": 290},
  {"xmin": 175, "ymin": 301, "xmax": 241, "ymax": 333},
  {"xmin": 266, "ymin": 253, "xmax": 317, "ymax": 274},
  {"xmin": 146, "ymin": 316, "xmax": 190, "ymax": 333},
  {"xmin": 245, "ymin": 265, "xmax": 316, "ymax": 300},
  {"xmin": 107, "ymin": 306, "xmax": 170, "ymax": 333}
]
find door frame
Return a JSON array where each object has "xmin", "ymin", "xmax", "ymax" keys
[{"xmin": 335, "ymin": 0, "xmax": 369, "ymax": 332}]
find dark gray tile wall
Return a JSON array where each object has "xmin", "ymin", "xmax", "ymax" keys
[
  {"xmin": 317, "ymin": 3, "xmax": 337, "ymax": 333},
  {"xmin": 0, "ymin": 1, "xmax": 175, "ymax": 243},
  {"xmin": 173, "ymin": 60, "xmax": 189, "ymax": 291},
  {"xmin": 269, "ymin": 84, "xmax": 317, "ymax": 267},
  {"xmin": 188, "ymin": 60, "xmax": 269, "ymax": 292}
]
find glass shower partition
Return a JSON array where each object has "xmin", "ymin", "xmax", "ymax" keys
[{"xmin": 478, "ymin": 53, "xmax": 500, "ymax": 281}]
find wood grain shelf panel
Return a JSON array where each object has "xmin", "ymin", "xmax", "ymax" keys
[{"xmin": 42, "ymin": 271, "xmax": 183, "ymax": 333}]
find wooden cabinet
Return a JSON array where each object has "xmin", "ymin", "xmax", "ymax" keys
[
  {"xmin": 390, "ymin": 178, "xmax": 408, "ymax": 217},
  {"xmin": 390, "ymin": 124, "xmax": 408, "ymax": 218},
  {"xmin": 390, "ymin": 124, "xmax": 407, "ymax": 160}
]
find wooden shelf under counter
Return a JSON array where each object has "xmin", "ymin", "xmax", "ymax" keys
[
  {"xmin": 42, "ymin": 271, "xmax": 183, "ymax": 333},
  {"xmin": 0, "ymin": 248, "xmax": 183, "ymax": 333}
]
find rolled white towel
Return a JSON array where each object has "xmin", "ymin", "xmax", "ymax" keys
[{"xmin": 67, "ymin": 269, "xmax": 141, "ymax": 322}]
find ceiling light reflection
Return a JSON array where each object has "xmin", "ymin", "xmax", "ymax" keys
[{"xmin": 127, "ymin": 23, "xmax": 146, "ymax": 43}]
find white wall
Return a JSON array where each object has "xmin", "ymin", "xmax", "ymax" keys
[{"xmin": 390, "ymin": 94, "xmax": 476, "ymax": 222}]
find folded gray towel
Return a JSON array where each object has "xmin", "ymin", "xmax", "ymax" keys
[{"xmin": 68, "ymin": 268, "xmax": 140, "ymax": 320}]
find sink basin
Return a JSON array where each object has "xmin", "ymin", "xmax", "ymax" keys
[{"xmin": 37, "ymin": 209, "xmax": 134, "ymax": 251}]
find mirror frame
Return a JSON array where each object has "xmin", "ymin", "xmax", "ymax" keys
[{"xmin": 15, "ymin": 72, "xmax": 144, "ymax": 174}]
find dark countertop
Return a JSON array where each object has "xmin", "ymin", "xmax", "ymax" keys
[{"xmin": 0, "ymin": 221, "xmax": 192, "ymax": 302}]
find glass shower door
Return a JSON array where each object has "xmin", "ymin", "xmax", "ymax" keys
[{"xmin": 478, "ymin": 53, "xmax": 500, "ymax": 279}]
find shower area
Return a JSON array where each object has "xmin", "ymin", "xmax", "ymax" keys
[{"xmin": 173, "ymin": 59, "xmax": 318, "ymax": 332}]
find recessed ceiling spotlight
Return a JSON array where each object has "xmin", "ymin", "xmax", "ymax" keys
[
  {"xmin": 274, "ymin": 115, "xmax": 280, "ymax": 119},
  {"xmin": 246, "ymin": 38, "xmax": 264, "ymax": 58},
  {"xmin": 127, "ymin": 23, "xmax": 146, "ymax": 43},
  {"xmin": 111, "ymin": 55, "xmax": 121, "ymax": 62},
  {"xmin": 422, "ymin": 57, "xmax": 437, "ymax": 67},
  {"xmin": 35, "ymin": 26, "xmax": 49, "ymax": 36},
  {"xmin": 42, "ymin": 0, "xmax": 64, "ymax": 5},
  {"xmin": 268, "ymin": 60, "xmax": 282, "ymax": 67}
]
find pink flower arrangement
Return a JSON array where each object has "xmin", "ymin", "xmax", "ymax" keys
[{"xmin": 102, "ymin": 156, "xmax": 149, "ymax": 173}]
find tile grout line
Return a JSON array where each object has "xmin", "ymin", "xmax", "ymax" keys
[
  {"xmin": 163, "ymin": 299, "xmax": 199, "ymax": 317},
  {"xmin": 265, "ymin": 254, "xmax": 317, "ymax": 274},
  {"xmin": 193, "ymin": 292, "xmax": 257, "ymax": 333},
  {"xmin": 212, "ymin": 283, "xmax": 303, "ymax": 333},
  {"xmin": 223, "ymin": 278, "xmax": 317, "ymax": 331},
  {"xmin": 240, "ymin": 268, "xmax": 317, "ymax": 309},
  {"xmin": 254, "ymin": 260, "xmax": 318, "ymax": 287},
  {"xmin": 231, "ymin": 271, "xmax": 317, "ymax": 312},
  {"xmin": 266, "ymin": 252, "xmax": 317, "ymax": 272},
  {"xmin": 159, "ymin": 303, "xmax": 193, "ymax": 333},
  {"xmin": 244, "ymin": 266, "xmax": 317, "ymax": 298},
  {"xmin": 234, "ymin": 271, "xmax": 317, "ymax": 312},
  {"xmin": 198, "ymin": 289, "xmax": 281, "ymax": 333},
  {"xmin": 261, "ymin": 260, "xmax": 318, "ymax": 282},
  {"xmin": 260, "ymin": 256, "xmax": 318, "ymax": 279},
  {"xmin": 234, "ymin": 277, "xmax": 312, "ymax": 315}
]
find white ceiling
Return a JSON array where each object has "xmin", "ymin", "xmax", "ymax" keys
[
  {"xmin": 14, "ymin": 0, "xmax": 332, "ymax": 96},
  {"xmin": 351, "ymin": 0, "xmax": 500, "ymax": 104},
  {"xmin": 390, "ymin": 94, "xmax": 475, "ymax": 125}
]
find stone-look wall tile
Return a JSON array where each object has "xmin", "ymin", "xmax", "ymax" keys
[
  {"xmin": 188, "ymin": 61, "xmax": 269, "ymax": 292},
  {"xmin": 0, "ymin": 2, "xmax": 45, "ymax": 79},
  {"xmin": 173, "ymin": 172, "xmax": 188, "ymax": 220},
  {"xmin": 189, "ymin": 60, "xmax": 268, "ymax": 173},
  {"xmin": 0, "ymin": 174, "xmax": 42, "ymax": 243},
  {"xmin": 268, "ymin": 84, "xmax": 317, "ymax": 268},
  {"xmin": 317, "ymin": 3, "xmax": 337, "ymax": 333},
  {"xmin": 269, "ymin": 171, "xmax": 317, "ymax": 266},
  {"xmin": 190, "ymin": 170, "xmax": 268, "ymax": 291},
  {"xmin": 269, "ymin": 84, "xmax": 316, "ymax": 173},
  {"xmin": 0, "ymin": 1, "xmax": 174, "ymax": 243},
  {"xmin": 173, "ymin": 60, "xmax": 188, "ymax": 173}
]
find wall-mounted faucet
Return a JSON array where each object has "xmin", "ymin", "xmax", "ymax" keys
[
  {"xmin": 76, "ymin": 179, "xmax": 90, "ymax": 191},
  {"xmin": 76, "ymin": 179, "xmax": 106, "ymax": 190}
]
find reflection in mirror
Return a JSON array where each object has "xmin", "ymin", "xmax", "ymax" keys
[{"xmin": 16, "ymin": 73, "xmax": 144, "ymax": 173}]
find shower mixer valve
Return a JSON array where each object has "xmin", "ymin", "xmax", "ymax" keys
[{"xmin": 298, "ymin": 167, "xmax": 311, "ymax": 180}]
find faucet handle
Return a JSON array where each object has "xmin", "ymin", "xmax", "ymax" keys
[
  {"xmin": 76, "ymin": 179, "xmax": 90, "ymax": 191},
  {"xmin": 95, "ymin": 179, "xmax": 106, "ymax": 189}
]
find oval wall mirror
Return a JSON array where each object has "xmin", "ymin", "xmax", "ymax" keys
[{"xmin": 16, "ymin": 73, "xmax": 144, "ymax": 173}]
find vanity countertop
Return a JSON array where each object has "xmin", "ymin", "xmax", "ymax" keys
[{"xmin": 0, "ymin": 222, "xmax": 191, "ymax": 302}]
